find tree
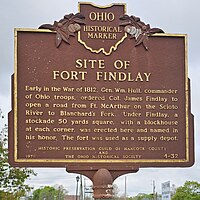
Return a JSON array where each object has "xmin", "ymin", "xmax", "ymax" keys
[
  {"xmin": 0, "ymin": 111, "xmax": 36, "ymax": 199},
  {"xmin": 127, "ymin": 193, "xmax": 161, "ymax": 200},
  {"xmin": 172, "ymin": 181, "xmax": 200, "ymax": 200},
  {"xmin": 134, "ymin": 193, "xmax": 154, "ymax": 200},
  {"xmin": 32, "ymin": 185, "xmax": 68, "ymax": 200}
]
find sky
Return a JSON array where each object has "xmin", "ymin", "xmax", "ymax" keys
[{"xmin": 1, "ymin": 0, "xmax": 200, "ymax": 197}]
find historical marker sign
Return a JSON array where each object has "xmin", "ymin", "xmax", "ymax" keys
[{"xmin": 9, "ymin": 2, "xmax": 194, "ymax": 167}]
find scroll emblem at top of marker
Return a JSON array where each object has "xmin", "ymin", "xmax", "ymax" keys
[{"xmin": 39, "ymin": 2, "xmax": 164, "ymax": 55}]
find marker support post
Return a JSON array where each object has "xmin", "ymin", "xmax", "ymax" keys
[{"xmin": 66, "ymin": 164, "xmax": 139, "ymax": 199}]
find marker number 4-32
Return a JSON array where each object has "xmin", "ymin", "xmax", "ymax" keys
[{"xmin": 164, "ymin": 153, "xmax": 179, "ymax": 159}]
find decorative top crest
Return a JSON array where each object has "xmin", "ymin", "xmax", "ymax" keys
[{"xmin": 39, "ymin": 10, "xmax": 164, "ymax": 51}]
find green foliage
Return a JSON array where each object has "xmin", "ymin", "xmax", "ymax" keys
[
  {"xmin": 127, "ymin": 193, "xmax": 162, "ymax": 200},
  {"xmin": 0, "ymin": 122, "xmax": 36, "ymax": 199},
  {"xmin": 32, "ymin": 185, "xmax": 67, "ymax": 200},
  {"xmin": 172, "ymin": 181, "xmax": 200, "ymax": 200},
  {"xmin": 127, "ymin": 193, "xmax": 154, "ymax": 200}
]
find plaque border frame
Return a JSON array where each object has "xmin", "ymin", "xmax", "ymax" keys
[{"xmin": 13, "ymin": 28, "xmax": 190, "ymax": 164}]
